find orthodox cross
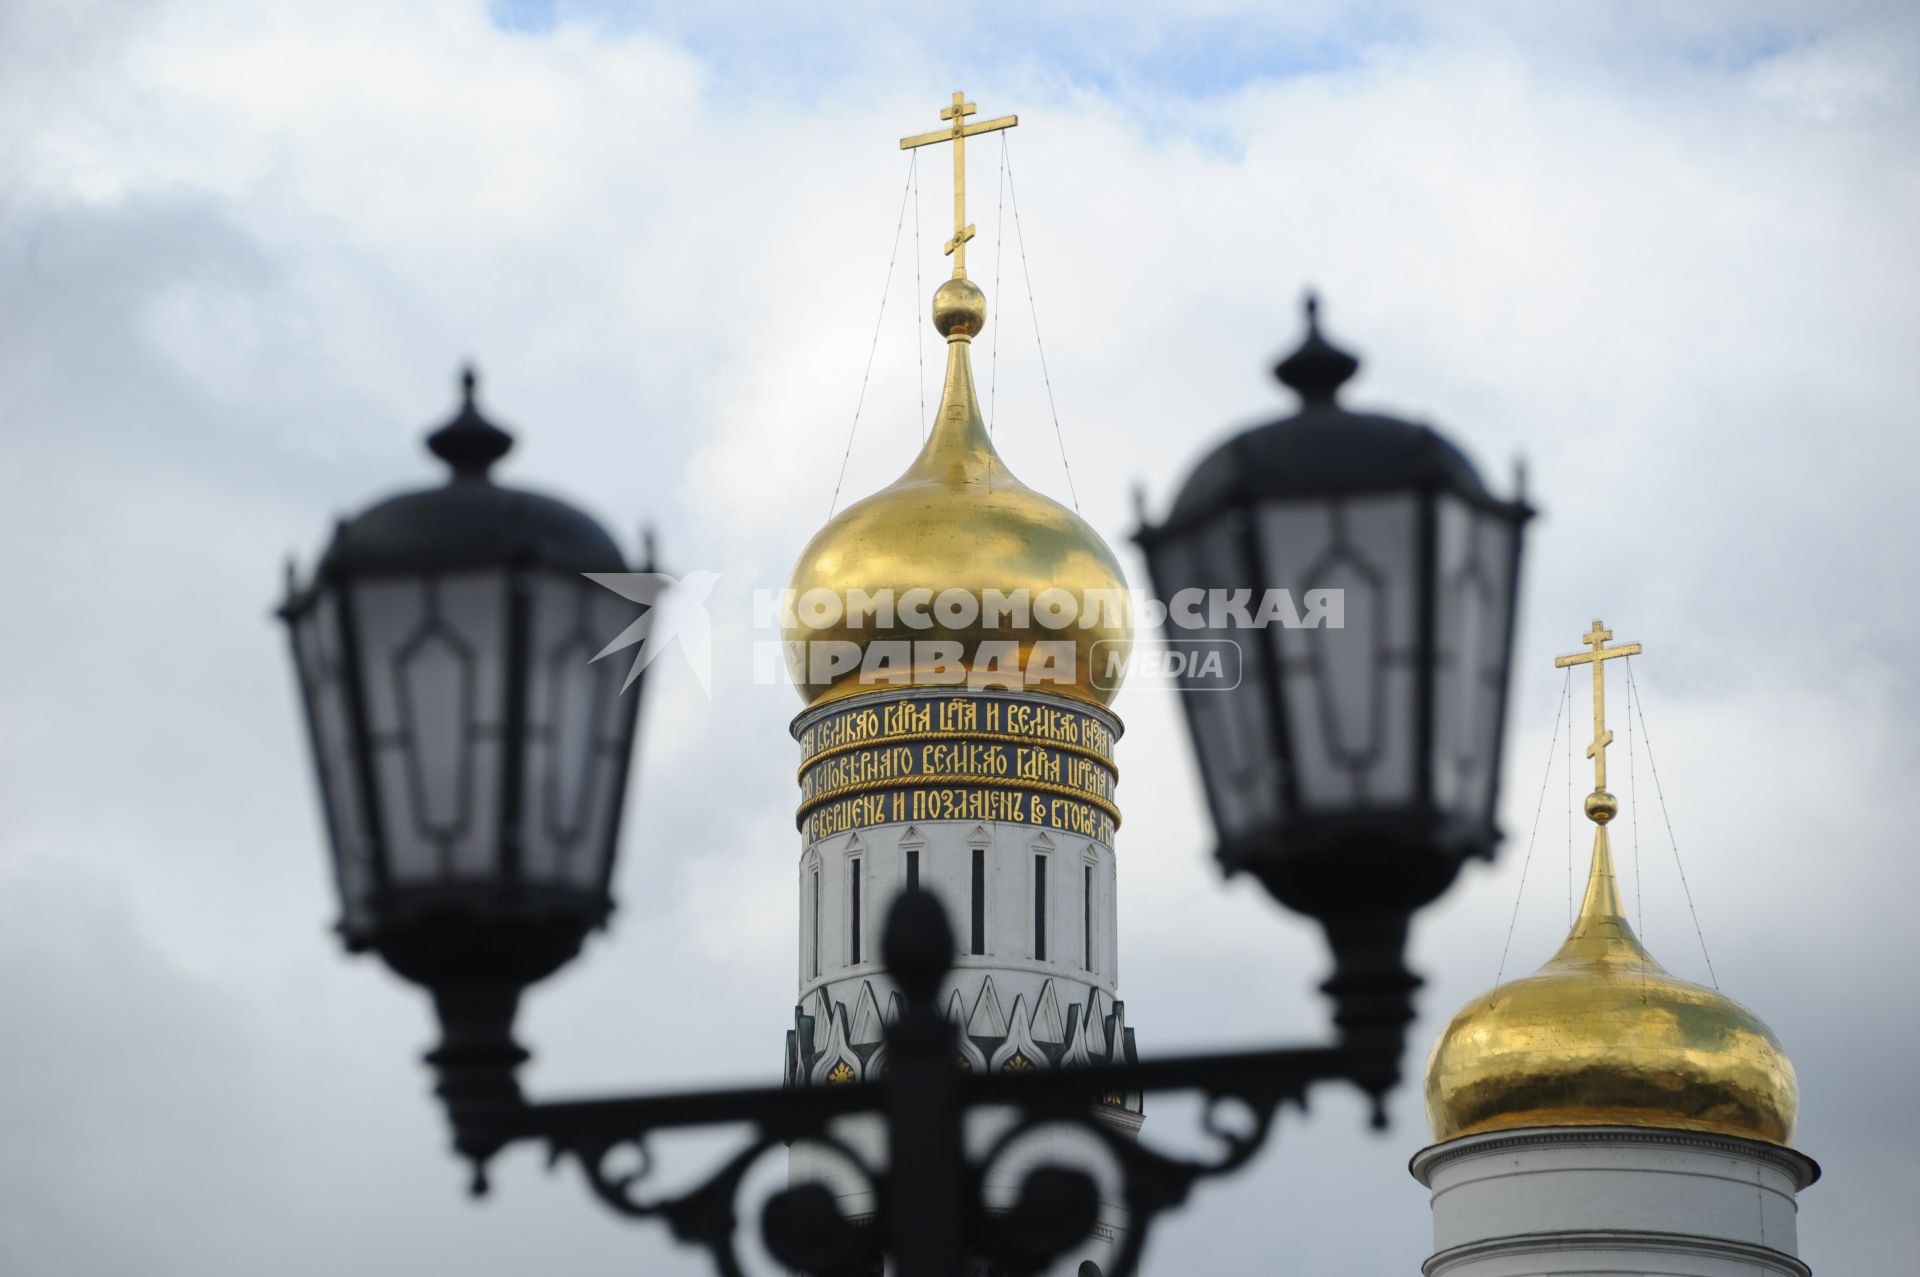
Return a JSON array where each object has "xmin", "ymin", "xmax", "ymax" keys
[
  {"xmin": 899, "ymin": 91, "xmax": 1018, "ymax": 279},
  {"xmin": 1553, "ymin": 619, "xmax": 1642, "ymax": 804}
]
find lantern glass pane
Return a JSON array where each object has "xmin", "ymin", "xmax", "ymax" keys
[
  {"xmin": 1152, "ymin": 520, "xmax": 1282, "ymax": 843},
  {"xmin": 1258, "ymin": 495, "xmax": 1418, "ymax": 810},
  {"xmin": 352, "ymin": 572, "xmax": 509, "ymax": 884},
  {"xmin": 294, "ymin": 591, "xmax": 375, "ymax": 930},
  {"xmin": 439, "ymin": 574, "xmax": 508, "ymax": 879},
  {"xmin": 521, "ymin": 575, "xmax": 634, "ymax": 890},
  {"xmin": 1432, "ymin": 498, "xmax": 1516, "ymax": 825}
]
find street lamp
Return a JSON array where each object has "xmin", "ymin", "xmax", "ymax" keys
[
  {"xmin": 278, "ymin": 367, "xmax": 646, "ymax": 1178},
  {"xmin": 1136, "ymin": 295, "xmax": 1532, "ymax": 1090},
  {"xmin": 279, "ymin": 326, "xmax": 1529, "ymax": 1275}
]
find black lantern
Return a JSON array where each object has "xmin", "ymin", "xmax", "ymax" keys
[
  {"xmin": 1136, "ymin": 297, "xmax": 1531, "ymax": 1069},
  {"xmin": 279, "ymin": 369, "xmax": 646, "ymax": 1174}
]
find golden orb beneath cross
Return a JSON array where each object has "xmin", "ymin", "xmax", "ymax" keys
[{"xmin": 932, "ymin": 277, "xmax": 987, "ymax": 340}]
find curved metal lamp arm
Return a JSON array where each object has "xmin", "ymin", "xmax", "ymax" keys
[{"xmin": 429, "ymin": 892, "xmax": 1401, "ymax": 1277}]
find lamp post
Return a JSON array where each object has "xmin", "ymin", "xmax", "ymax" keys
[
  {"xmin": 278, "ymin": 368, "xmax": 646, "ymax": 1179},
  {"xmin": 1135, "ymin": 295, "xmax": 1533, "ymax": 1102},
  {"xmin": 280, "ymin": 313, "xmax": 1530, "ymax": 1275}
]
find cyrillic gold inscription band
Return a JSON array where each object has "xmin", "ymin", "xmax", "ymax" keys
[
  {"xmin": 796, "ymin": 772, "xmax": 1122, "ymax": 827},
  {"xmin": 794, "ymin": 690, "xmax": 1122, "ymax": 843},
  {"xmin": 797, "ymin": 728, "xmax": 1116, "ymax": 776},
  {"xmin": 801, "ymin": 785, "xmax": 1116, "ymax": 843},
  {"xmin": 796, "ymin": 695, "xmax": 1114, "ymax": 760},
  {"xmin": 799, "ymin": 741, "xmax": 1115, "ymax": 804}
]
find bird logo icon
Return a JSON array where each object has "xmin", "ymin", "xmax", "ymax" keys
[{"xmin": 582, "ymin": 569, "xmax": 721, "ymax": 696}]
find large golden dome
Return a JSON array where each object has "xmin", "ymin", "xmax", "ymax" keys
[
  {"xmin": 785, "ymin": 277, "xmax": 1132, "ymax": 708},
  {"xmin": 1425, "ymin": 826, "xmax": 1799, "ymax": 1145}
]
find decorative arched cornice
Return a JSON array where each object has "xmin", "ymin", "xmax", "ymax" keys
[
  {"xmin": 1030, "ymin": 979, "xmax": 1066, "ymax": 1046},
  {"xmin": 966, "ymin": 976, "xmax": 1008, "ymax": 1038},
  {"xmin": 990, "ymin": 993, "xmax": 1048, "ymax": 1072},
  {"xmin": 1082, "ymin": 990, "xmax": 1111, "ymax": 1062},
  {"xmin": 944, "ymin": 990, "xmax": 989, "ymax": 1073},
  {"xmin": 1106, "ymin": 1000, "xmax": 1130, "ymax": 1063},
  {"xmin": 849, "ymin": 981, "xmax": 885, "ymax": 1046},
  {"xmin": 807, "ymin": 988, "xmax": 833, "ymax": 1055},
  {"xmin": 808, "ymin": 1001, "xmax": 861, "ymax": 1087},
  {"xmin": 1059, "ymin": 1000, "xmax": 1093, "ymax": 1068}
]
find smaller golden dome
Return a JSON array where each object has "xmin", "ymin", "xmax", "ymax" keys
[{"xmin": 1425, "ymin": 827, "xmax": 1799, "ymax": 1145}]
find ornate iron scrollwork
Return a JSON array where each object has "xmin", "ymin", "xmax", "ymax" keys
[{"xmin": 447, "ymin": 890, "xmax": 1391, "ymax": 1277}]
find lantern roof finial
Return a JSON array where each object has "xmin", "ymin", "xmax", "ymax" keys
[
  {"xmin": 1275, "ymin": 291, "xmax": 1359, "ymax": 406},
  {"xmin": 428, "ymin": 362, "xmax": 514, "ymax": 482}
]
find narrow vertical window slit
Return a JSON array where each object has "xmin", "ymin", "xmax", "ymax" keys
[
  {"xmin": 1034, "ymin": 855, "xmax": 1047, "ymax": 961},
  {"xmin": 849, "ymin": 858, "xmax": 862, "ymax": 965},
  {"xmin": 1083, "ymin": 863, "xmax": 1093, "ymax": 971},
  {"xmin": 970, "ymin": 847, "xmax": 986, "ymax": 955}
]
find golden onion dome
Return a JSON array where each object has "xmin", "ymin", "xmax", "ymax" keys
[
  {"xmin": 785, "ymin": 277, "xmax": 1132, "ymax": 708},
  {"xmin": 1425, "ymin": 826, "xmax": 1799, "ymax": 1145}
]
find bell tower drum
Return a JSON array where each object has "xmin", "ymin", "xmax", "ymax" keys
[{"xmin": 781, "ymin": 93, "xmax": 1143, "ymax": 1271}]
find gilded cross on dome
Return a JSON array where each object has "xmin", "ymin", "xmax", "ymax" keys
[
  {"xmin": 1553, "ymin": 619, "xmax": 1642, "ymax": 823},
  {"xmin": 899, "ymin": 91, "xmax": 1018, "ymax": 278}
]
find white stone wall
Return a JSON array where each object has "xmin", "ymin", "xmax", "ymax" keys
[
  {"xmin": 790, "ymin": 812, "xmax": 1131, "ymax": 1276},
  {"xmin": 798, "ymin": 819, "xmax": 1120, "ymax": 1039},
  {"xmin": 789, "ymin": 689, "xmax": 1134, "ymax": 1275},
  {"xmin": 1410, "ymin": 1126, "xmax": 1820, "ymax": 1277}
]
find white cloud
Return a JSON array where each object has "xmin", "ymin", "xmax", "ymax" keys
[{"xmin": 1, "ymin": 1, "xmax": 1915, "ymax": 1272}]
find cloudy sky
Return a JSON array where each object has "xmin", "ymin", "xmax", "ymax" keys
[{"xmin": 2, "ymin": 0, "xmax": 1916, "ymax": 1272}]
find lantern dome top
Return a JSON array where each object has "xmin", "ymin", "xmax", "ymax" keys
[
  {"xmin": 315, "ymin": 367, "xmax": 626, "ymax": 580},
  {"xmin": 427, "ymin": 365, "xmax": 514, "ymax": 479},
  {"xmin": 1424, "ymin": 825, "xmax": 1800, "ymax": 1146},
  {"xmin": 1274, "ymin": 294, "xmax": 1359, "ymax": 404},
  {"xmin": 1153, "ymin": 296, "xmax": 1519, "ymax": 540}
]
